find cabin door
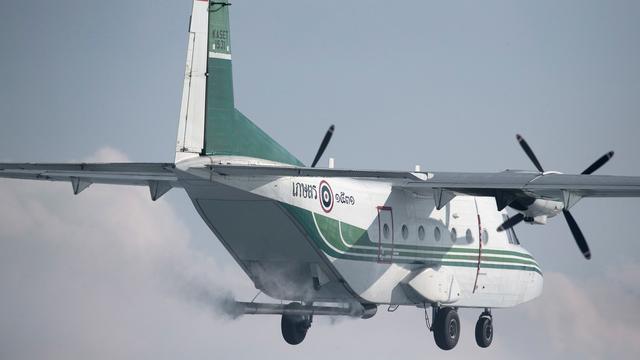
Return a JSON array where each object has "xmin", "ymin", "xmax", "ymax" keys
[
  {"xmin": 473, "ymin": 197, "xmax": 484, "ymax": 293},
  {"xmin": 377, "ymin": 206, "xmax": 394, "ymax": 262}
]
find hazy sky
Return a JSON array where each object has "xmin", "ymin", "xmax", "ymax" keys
[{"xmin": 1, "ymin": 0, "xmax": 639, "ymax": 359}]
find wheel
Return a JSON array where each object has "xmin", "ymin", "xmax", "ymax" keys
[
  {"xmin": 433, "ymin": 307, "xmax": 460, "ymax": 351},
  {"xmin": 475, "ymin": 315, "xmax": 493, "ymax": 348},
  {"xmin": 280, "ymin": 302, "xmax": 311, "ymax": 345}
]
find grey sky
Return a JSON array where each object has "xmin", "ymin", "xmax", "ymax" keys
[{"xmin": 1, "ymin": 0, "xmax": 639, "ymax": 359}]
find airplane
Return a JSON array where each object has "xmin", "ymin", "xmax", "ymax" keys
[{"xmin": 1, "ymin": 0, "xmax": 639, "ymax": 351}]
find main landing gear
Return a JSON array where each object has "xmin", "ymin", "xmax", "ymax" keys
[
  {"xmin": 270, "ymin": 301, "xmax": 372, "ymax": 345},
  {"xmin": 428, "ymin": 307, "xmax": 494, "ymax": 350},
  {"xmin": 475, "ymin": 309, "xmax": 493, "ymax": 348},
  {"xmin": 431, "ymin": 307, "xmax": 460, "ymax": 350},
  {"xmin": 280, "ymin": 302, "xmax": 313, "ymax": 345}
]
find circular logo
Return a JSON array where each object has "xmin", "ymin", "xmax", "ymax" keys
[{"xmin": 319, "ymin": 180, "xmax": 334, "ymax": 213}]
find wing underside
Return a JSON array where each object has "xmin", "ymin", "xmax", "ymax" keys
[
  {"xmin": 3, "ymin": 162, "xmax": 640, "ymax": 204},
  {"xmin": 207, "ymin": 164, "xmax": 640, "ymax": 202},
  {"xmin": 0, "ymin": 163, "xmax": 179, "ymax": 200},
  {"xmin": 405, "ymin": 171, "xmax": 640, "ymax": 199}
]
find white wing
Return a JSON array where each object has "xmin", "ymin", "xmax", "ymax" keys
[
  {"xmin": 403, "ymin": 171, "xmax": 640, "ymax": 199},
  {"xmin": 0, "ymin": 163, "xmax": 179, "ymax": 200},
  {"xmin": 208, "ymin": 164, "xmax": 640, "ymax": 201}
]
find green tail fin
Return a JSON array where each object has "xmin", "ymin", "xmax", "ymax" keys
[{"xmin": 178, "ymin": 0, "xmax": 303, "ymax": 166}]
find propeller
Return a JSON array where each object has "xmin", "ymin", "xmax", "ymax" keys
[
  {"xmin": 496, "ymin": 213, "xmax": 524, "ymax": 232},
  {"xmin": 582, "ymin": 151, "xmax": 614, "ymax": 175},
  {"xmin": 563, "ymin": 209, "xmax": 591, "ymax": 259},
  {"xmin": 310, "ymin": 125, "xmax": 335, "ymax": 168},
  {"xmin": 498, "ymin": 134, "xmax": 614, "ymax": 259},
  {"xmin": 516, "ymin": 134, "xmax": 544, "ymax": 173}
]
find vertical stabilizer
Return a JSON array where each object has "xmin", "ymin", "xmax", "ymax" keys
[{"xmin": 176, "ymin": 1, "xmax": 302, "ymax": 166}]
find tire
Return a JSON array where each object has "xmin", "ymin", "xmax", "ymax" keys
[
  {"xmin": 433, "ymin": 307, "xmax": 460, "ymax": 351},
  {"xmin": 475, "ymin": 315, "xmax": 493, "ymax": 348},
  {"xmin": 280, "ymin": 303, "xmax": 311, "ymax": 345}
]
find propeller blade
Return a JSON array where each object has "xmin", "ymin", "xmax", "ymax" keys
[
  {"xmin": 581, "ymin": 151, "xmax": 614, "ymax": 175},
  {"xmin": 497, "ymin": 213, "xmax": 525, "ymax": 232},
  {"xmin": 516, "ymin": 134, "xmax": 544, "ymax": 173},
  {"xmin": 562, "ymin": 209, "xmax": 591, "ymax": 259},
  {"xmin": 310, "ymin": 125, "xmax": 335, "ymax": 168}
]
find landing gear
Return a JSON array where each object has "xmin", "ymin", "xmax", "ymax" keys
[
  {"xmin": 432, "ymin": 307, "xmax": 460, "ymax": 351},
  {"xmin": 475, "ymin": 310, "xmax": 493, "ymax": 348},
  {"xmin": 280, "ymin": 302, "xmax": 312, "ymax": 345}
]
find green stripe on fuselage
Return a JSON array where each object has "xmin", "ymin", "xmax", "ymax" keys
[{"xmin": 281, "ymin": 203, "xmax": 542, "ymax": 274}]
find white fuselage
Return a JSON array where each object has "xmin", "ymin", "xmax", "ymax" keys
[{"xmin": 177, "ymin": 156, "xmax": 543, "ymax": 309}]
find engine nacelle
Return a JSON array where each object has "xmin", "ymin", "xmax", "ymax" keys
[{"xmin": 520, "ymin": 199, "xmax": 563, "ymax": 223}]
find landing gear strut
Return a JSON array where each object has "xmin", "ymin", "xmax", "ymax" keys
[
  {"xmin": 475, "ymin": 309, "xmax": 493, "ymax": 348},
  {"xmin": 280, "ymin": 302, "xmax": 312, "ymax": 345},
  {"xmin": 432, "ymin": 307, "xmax": 460, "ymax": 351}
]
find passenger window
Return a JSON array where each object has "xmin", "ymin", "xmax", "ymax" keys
[
  {"xmin": 418, "ymin": 225, "xmax": 425, "ymax": 241},
  {"xmin": 465, "ymin": 229, "xmax": 474, "ymax": 244}
]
